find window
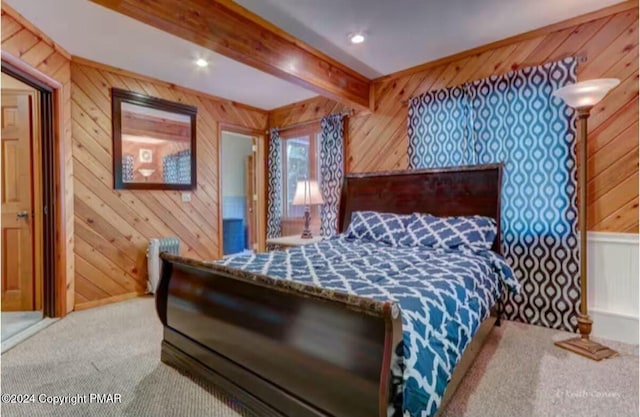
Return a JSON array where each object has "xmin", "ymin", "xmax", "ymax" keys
[{"xmin": 281, "ymin": 125, "xmax": 321, "ymax": 219}]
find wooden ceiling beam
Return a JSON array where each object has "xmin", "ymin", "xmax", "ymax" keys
[
  {"xmin": 89, "ymin": 0, "xmax": 372, "ymax": 110},
  {"xmin": 122, "ymin": 111, "xmax": 191, "ymax": 142}
]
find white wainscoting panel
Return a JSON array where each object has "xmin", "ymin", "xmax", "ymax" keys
[{"xmin": 587, "ymin": 232, "xmax": 639, "ymax": 345}]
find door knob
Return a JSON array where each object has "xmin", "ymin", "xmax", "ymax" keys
[{"xmin": 16, "ymin": 211, "xmax": 28, "ymax": 219}]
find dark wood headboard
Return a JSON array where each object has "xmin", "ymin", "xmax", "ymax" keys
[{"xmin": 338, "ymin": 164, "xmax": 503, "ymax": 253}]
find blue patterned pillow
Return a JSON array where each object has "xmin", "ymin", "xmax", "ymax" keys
[
  {"xmin": 398, "ymin": 213, "xmax": 497, "ymax": 250},
  {"xmin": 346, "ymin": 211, "xmax": 411, "ymax": 246}
]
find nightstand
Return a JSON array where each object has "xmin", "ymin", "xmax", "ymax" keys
[{"xmin": 266, "ymin": 234, "xmax": 323, "ymax": 249}]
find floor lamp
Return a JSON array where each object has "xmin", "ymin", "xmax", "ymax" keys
[{"xmin": 552, "ymin": 78, "xmax": 620, "ymax": 361}]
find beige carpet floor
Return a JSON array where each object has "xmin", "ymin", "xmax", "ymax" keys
[{"xmin": 1, "ymin": 297, "xmax": 637, "ymax": 417}]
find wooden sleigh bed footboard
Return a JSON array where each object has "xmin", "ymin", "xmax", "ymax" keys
[
  {"xmin": 156, "ymin": 254, "xmax": 403, "ymax": 417},
  {"xmin": 155, "ymin": 164, "xmax": 504, "ymax": 417}
]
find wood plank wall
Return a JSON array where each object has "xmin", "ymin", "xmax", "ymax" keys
[
  {"xmin": 70, "ymin": 59, "xmax": 268, "ymax": 309},
  {"xmin": 1, "ymin": 5, "xmax": 75, "ymax": 313},
  {"xmin": 3, "ymin": 2, "xmax": 636, "ymax": 311},
  {"xmin": 269, "ymin": 5, "xmax": 639, "ymax": 233}
]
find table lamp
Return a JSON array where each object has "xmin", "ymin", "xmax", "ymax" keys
[{"xmin": 292, "ymin": 180, "xmax": 324, "ymax": 239}]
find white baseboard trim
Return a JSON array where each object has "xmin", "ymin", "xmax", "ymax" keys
[
  {"xmin": 590, "ymin": 309, "xmax": 638, "ymax": 345},
  {"xmin": 588, "ymin": 231, "xmax": 638, "ymax": 345}
]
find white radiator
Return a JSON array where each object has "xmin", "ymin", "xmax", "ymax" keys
[{"xmin": 147, "ymin": 237, "xmax": 180, "ymax": 293}]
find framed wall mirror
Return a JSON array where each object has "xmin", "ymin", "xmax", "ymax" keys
[{"xmin": 111, "ymin": 88, "xmax": 197, "ymax": 190}]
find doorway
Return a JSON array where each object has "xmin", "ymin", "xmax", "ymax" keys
[
  {"xmin": 1, "ymin": 61, "xmax": 59, "ymax": 348},
  {"xmin": 1, "ymin": 72, "xmax": 44, "ymax": 339},
  {"xmin": 220, "ymin": 131, "xmax": 258, "ymax": 256}
]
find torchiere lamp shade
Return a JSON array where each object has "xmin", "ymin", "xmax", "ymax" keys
[{"xmin": 553, "ymin": 78, "xmax": 620, "ymax": 108}]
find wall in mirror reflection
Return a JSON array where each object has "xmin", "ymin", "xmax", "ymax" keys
[{"xmin": 120, "ymin": 102, "xmax": 192, "ymax": 185}]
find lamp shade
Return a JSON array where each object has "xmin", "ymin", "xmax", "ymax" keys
[
  {"xmin": 552, "ymin": 78, "xmax": 620, "ymax": 109},
  {"xmin": 292, "ymin": 180, "xmax": 324, "ymax": 206}
]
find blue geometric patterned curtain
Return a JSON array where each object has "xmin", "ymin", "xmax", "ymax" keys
[
  {"xmin": 267, "ymin": 128, "xmax": 282, "ymax": 239},
  {"xmin": 162, "ymin": 150, "xmax": 191, "ymax": 184},
  {"xmin": 320, "ymin": 114, "xmax": 345, "ymax": 238},
  {"xmin": 407, "ymin": 57, "xmax": 580, "ymax": 332},
  {"xmin": 122, "ymin": 154, "xmax": 135, "ymax": 182}
]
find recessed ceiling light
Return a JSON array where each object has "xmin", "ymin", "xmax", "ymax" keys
[
  {"xmin": 349, "ymin": 33, "xmax": 365, "ymax": 44},
  {"xmin": 195, "ymin": 58, "xmax": 209, "ymax": 68}
]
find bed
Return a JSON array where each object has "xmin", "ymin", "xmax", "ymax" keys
[{"xmin": 155, "ymin": 163, "xmax": 518, "ymax": 417}]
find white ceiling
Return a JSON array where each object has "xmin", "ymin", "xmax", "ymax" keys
[
  {"xmin": 6, "ymin": 0, "xmax": 623, "ymax": 109},
  {"xmin": 236, "ymin": 0, "xmax": 624, "ymax": 78},
  {"xmin": 5, "ymin": 0, "xmax": 317, "ymax": 110}
]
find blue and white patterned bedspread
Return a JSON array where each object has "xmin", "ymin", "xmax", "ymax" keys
[{"xmin": 218, "ymin": 236, "xmax": 519, "ymax": 417}]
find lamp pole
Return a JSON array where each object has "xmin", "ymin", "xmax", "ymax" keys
[{"xmin": 576, "ymin": 107, "xmax": 591, "ymax": 339}]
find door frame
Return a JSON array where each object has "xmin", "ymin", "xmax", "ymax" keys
[
  {"xmin": 217, "ymin": 123, "xmax": 266, "ymax": 258},
  {"xmin": 1, "ymin": 55, "xmax": 66, "ymax": 317}
]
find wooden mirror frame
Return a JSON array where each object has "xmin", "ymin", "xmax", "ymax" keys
[{"xmin": 111, "ymin": 88, "xmax": 197, "ymax": 190}]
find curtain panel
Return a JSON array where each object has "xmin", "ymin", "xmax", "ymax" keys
[
  {"xmin": 267, "ymin": 128, "xmax": 282, "ymax": 239},
  {"xmin": 320, "ymin": 114, "xmax": 345, "ymax": 237},
  {"xmin": 162, "ymin": 149, "xmax": 191, "ymax": 184},
  {"xmin": 122, "ymin": 154, "xmax": 134, "ymax": 182},
  {"xmin": 407, "ymin": 57, "xmax": 579, "ymax": 332}
]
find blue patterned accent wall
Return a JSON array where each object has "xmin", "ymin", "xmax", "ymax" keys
[{"xmin": 408, "ymin": 57, "xmax": 580, "ymax": 331}]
